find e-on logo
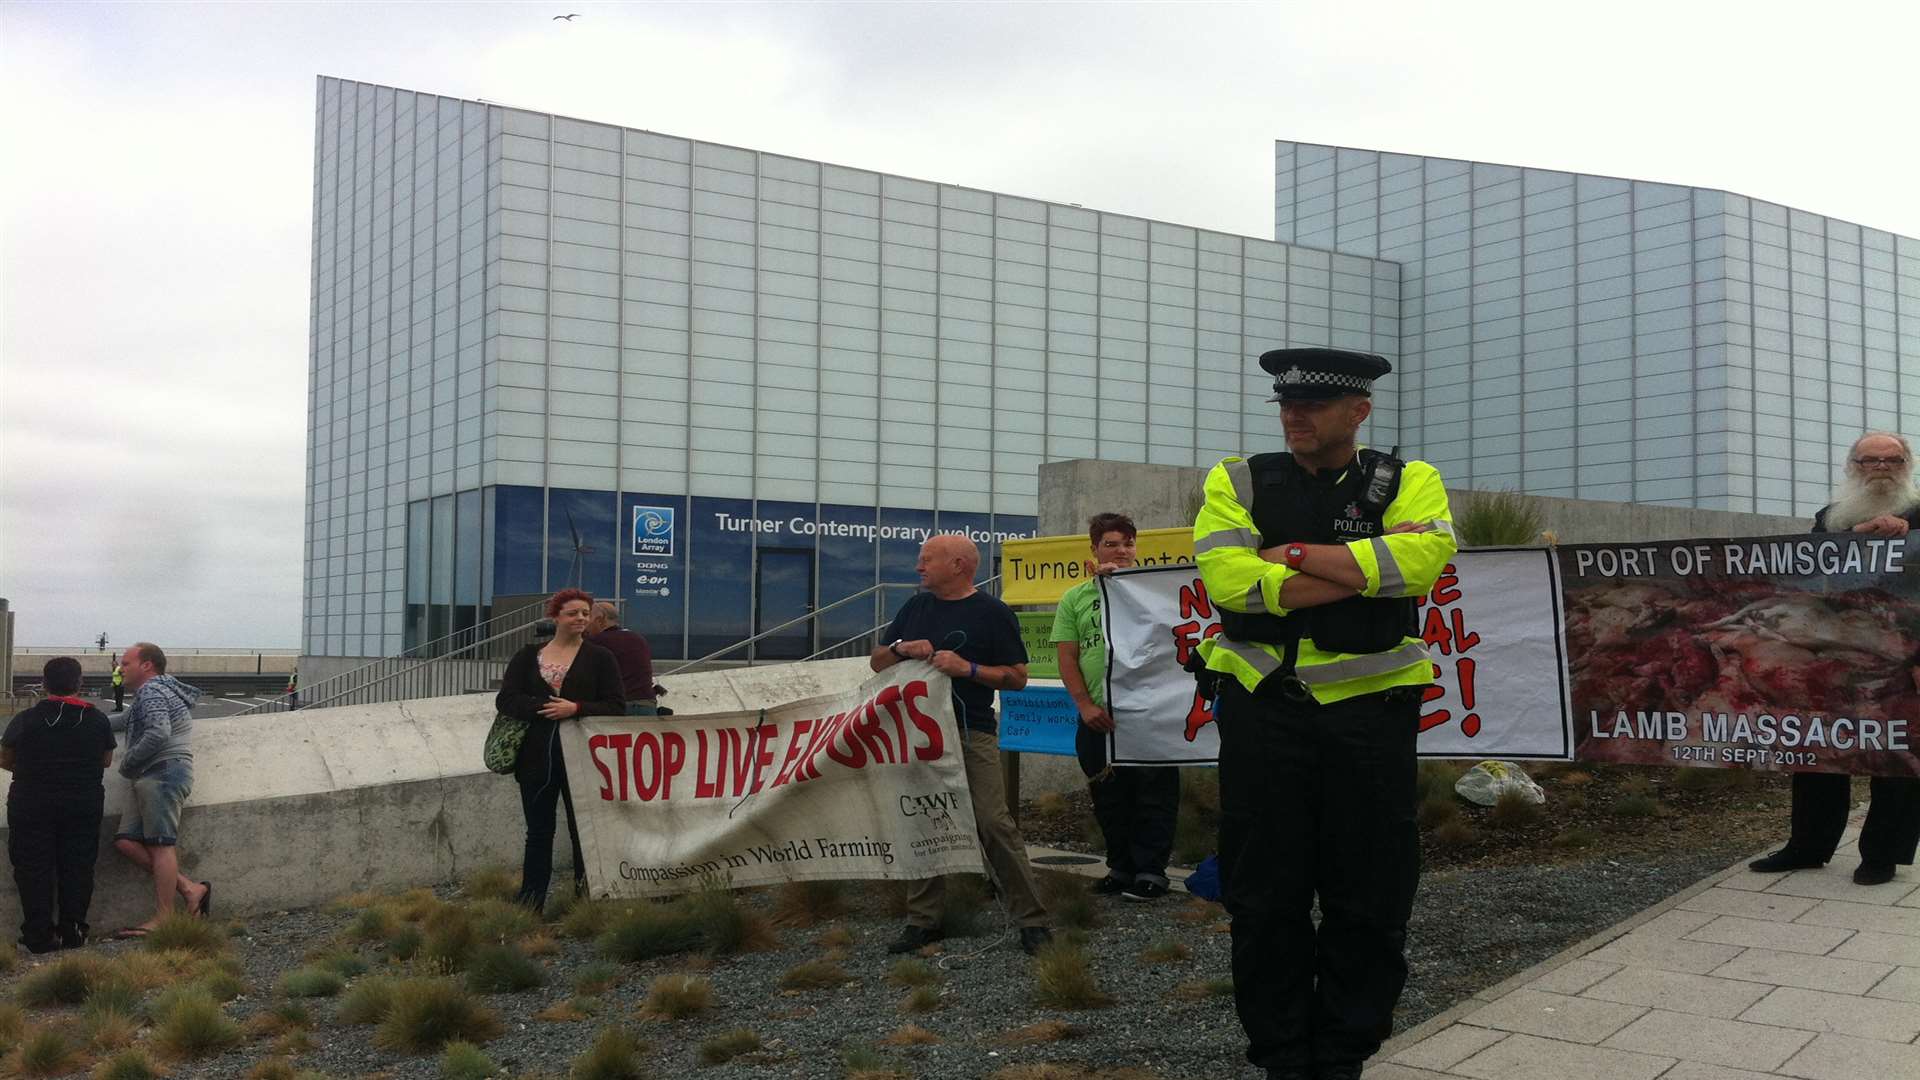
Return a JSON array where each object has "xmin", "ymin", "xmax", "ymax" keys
[{"xmin": 632, "ymin": 506, "xmax": 675, "ymax": 557}]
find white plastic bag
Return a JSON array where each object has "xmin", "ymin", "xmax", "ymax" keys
[{"xmin": 1453, "ymin": 761, "xmax": 1545, "ymax": 807}]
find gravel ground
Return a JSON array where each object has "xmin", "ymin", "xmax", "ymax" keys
[{"xmin": 3, "ymin": 843, "xmax": 1755, "ymax": 1080}]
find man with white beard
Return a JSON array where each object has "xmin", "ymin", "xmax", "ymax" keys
[{"xmin": 1749, "ymin": 431, "xmax": 1920, "ymax": 886}]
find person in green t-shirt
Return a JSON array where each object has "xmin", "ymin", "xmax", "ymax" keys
[{"xmin": 1051, "ymin": 512, "xmax": 1181, "ymax": 901}]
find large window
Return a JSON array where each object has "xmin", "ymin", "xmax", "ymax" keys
[
  {"xmin": 688, "ymin": 496, "xmax": 753, "ymax": 659},
  {"xmin": 546, "ymin": 488, "xmax": 617, "ymax": 597}
]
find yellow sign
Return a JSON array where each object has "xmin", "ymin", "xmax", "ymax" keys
[{"xmin": 999, "ymin": 527, "xmax": 1195, "ymax": 606}]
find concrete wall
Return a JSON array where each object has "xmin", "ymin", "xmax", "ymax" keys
[
  {"xmin": 1037, "ymin": 458, "xmax": 1810, "ymax": 542},
  {"xmin": 0, "ymin": 657, "xmax": 878, "ymax": 931},
  {"xmin": 13, "ymin": 653, "xmax": 298, "ymax": 678}
]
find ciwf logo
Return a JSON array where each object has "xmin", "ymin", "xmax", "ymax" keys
[{"xmin": 632, "ymin": 506, "xmax": 675, "ymax": 557}]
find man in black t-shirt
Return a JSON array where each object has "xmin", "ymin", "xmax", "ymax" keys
[
  {"xmin": 871, "ymin": 533, "xmax": 1052, "ymax": 955},
  {"xmin": 3, "ymin": 657, "xmax": 116, "ymax": 952}
]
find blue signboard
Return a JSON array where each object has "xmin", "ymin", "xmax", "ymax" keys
[
  {"xmin": 997, "ymin": 684, "xmax": 1079, "ymax": 757},
  {"xmin": 632, "ymin": 506, "xmax": 676, "ymax": 556}
]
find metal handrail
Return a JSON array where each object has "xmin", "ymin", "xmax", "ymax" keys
[
  {"xmin": 237, "ymin": 600, "xmax": 572, "ymax": 715},
  {"xmin": 660, "ymin": 582, "xmax": 920, "ymax": 676}
]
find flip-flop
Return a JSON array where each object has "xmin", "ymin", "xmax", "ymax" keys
[
  {"xmin": 195, "ymin": 882, "xmax": 213, "ymax": 918},
  {"xmin": 110, "ymin": 926, "xmax": 149, "ymax": 940}
]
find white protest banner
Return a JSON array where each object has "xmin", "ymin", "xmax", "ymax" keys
[
  {"xmin": 560, "ymin": 661, "xmax": 987, "ymax": 898},
  {"xmin": 1100, "ymin": 554, "xmax": 1574, "ymax": 765},
  {"xmin": 1101, "ymin": 566, "xmax": 1224, "ymax": 765}
]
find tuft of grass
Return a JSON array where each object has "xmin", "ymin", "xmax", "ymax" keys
[
  {"xmin": 1172, "ymin": 899, "xmax": 1225, "ymax": 925},
  {"xmin": 470, "ymin": 899, "xmax": 541, "ymax": 944},
  {"xmin": 683, "ymin": 888, "xmax": 777, "ymax": 956},
  {"xmin": 280, "ymin": 966, "xmax": 347, "ymax": 998},
  {"xmin": 346, "ymin": 906, "xmax": 397, "ymax": 943},
  {"xmin": 143, "ymin": 912, "xmax": 227, "ymax": 955},
  {"xmin": 901, "ymin": 985, "xmax": 942, "ymax": 1014},
  {"xmin": 17, "ymin": 1027, "xmax": 78, "ymax": 1076},
  {"xmin": 246, "ymin": 1059, "xmax": 297, "ymax": 1080},
  {"xmin": 522, "ymin": 931, "xmax": 558, "ymax": 958},
  {"xmin": 1619, "ymin": 772, "xmax": 1655, "ymax": 798},
  {"xmin": 535, "ymin": 997, "xmax": 598, "ymax": 1023},
  {"xmin": 880, "ymin": 1023, "xmax": 941, "ymax": 1047},
  {"xmin": 1430, "ymin": 818, "xmax": 1476, "ymax": 850},
  {"xmin": 268, "ymin": 1029, "xmax": 316, "ymax": 1057},
  {"xmin": 638, "ymin": 974, "xmax": 712, "ymax": 1020},
  {"xmin": 385, "ymin": 925, "xmax": 425, "ymax": 962},
  {"xmin": 194, "ymin": 962, "xmax": 247, "ymax": 1004},
  {"xmin": 1416, "ymin": 792, "xmax": 1462, "ymax": 830},
  {"xmin": 771, "ymin": 880, "xmax": 850, "ymax": 926},
  {"xmin": 1552, "ymin": 827, "xmax": 1600, "ymax": 849},
  {"xmin": 440, "ymin": 1040, "xmax": 500, "ymax": 1080},
  {"xmin": 311, "ymin": 949, "xmax": 369, "ymax": 978},
  {"xmin": 573, "ymin": 961, "xmax": 620, "ymax": 997},
  {"xmin": 996, "ymin": 1019, "xmax": 1090, "ymax": 1045},
  {"xmin": 935, "ymin": 876, "xmax": 990, "ymax": 939},
  {"xmin": 91, "ymin": 1047, "xmax": 163, "ymax": 1080},
  {"xmin": 1172, "ymin": 977, "xmax": 1235, "ymax": 1001},
  {"xmin": 1454, "ymin": 488, "xmax": 1547, "ymax": 546},
  {"xmin": 1030, "ymin": 940, "xmax": 1113, "ymax": 1010},
  {"xmin": 886, "ymin": 958, "xmax": 940, "ymax": 988},
  {"xmin": 465, "ymin": 944, "xmax": 546, "ymax": 994},
  {"xmin": 246, "ymin": 999, "xmax": 313, "ymax": 1037},
  {"xmin": 777, "ymin": 959, "xmax": 854, "ymax": 992},
  {"xmin": 152, "ymin": 988, "xmax": 243, "ymax": 1060},
  {"xmin": 1557, "ymin": 769, "xmax": 1594, "ymax": 787},
  {"xmin": 1138, "ymin": 939, "xmax": 1190, "ymax": 964},
  {"xmin": 1488, "ymin": 787, "xmax": 1543, "ymax": 830},
  {"xmin": 373, "ymin": 978, "xmax": 504, "ymax": 1055},
  {"xmin": 568, "ymin": 1026, "xmax": 649, "ymax": 1080},
  {"xmin": 697, "ymin": 1027, "xmax": 761, "ymax": 1066},
  {"xmin": 460, "ymin": 866, "xmax": 520, "ymax": 904},
  {"xmin": 335, "ymin": 976, "xmax": 399, "ymax": 1025},
  {"xmin": 389, "ymin": 888, "xmax": 446, "ymax": 923},
  {"xmin": 419, "ymin": 908, "xmax": 479, "ymax": 975},
  {"xmin": 1560, "ymin": 791, "xmax": 1590, "ymax": 812},
  {"xmin": 83, "ymin": 979, "xmax": 141, "ymax": 1020},
  {"xmin": 561, "ymin": 900, "xmax": 630, "ymax": 941},
  {"xmin": 1037, "ymin": 871, "xmax": 1102, "ymax": 931},
  {"xmin": 0, "ymin": 1002, "xmax": 27, "ymax": 1055},
  {"xmin": 598, "ymin": 906, "xmax": 701, "ymax": 964},
  {"xmin": 1415, "ymin": 760, "xmax": 1469, "ymax": 802},
  {"xmin": 1613, "ymin": 794, "xmax": 1662, "ymax": 819},
  {"xmin": 815, "ymin": 926, "xmax": 856, "ymax": 952},
  {"xmin": 18, "ymin": 953, "xmax": 109, "ymax": 1006},
  {"xmin": 840, "ymin": 1042, "xmax": 895, "ymax": 1075},
  {"xmin": 108, "ymin": 952, "xmax": 173, "ymax": 991},
  {"xmin": 83, "ymin": 1007, "xmax": 141, "ymax": 1052}
]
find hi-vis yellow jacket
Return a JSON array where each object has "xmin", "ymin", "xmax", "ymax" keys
[{"xmin": 1193, "ymin": 452, "xmax": 1457, "ymax": 703}]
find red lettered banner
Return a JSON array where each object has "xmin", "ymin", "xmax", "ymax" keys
[
  {"xmin": 560, "ymin": 662, "xmax": 987, "ymax": 897},
  {"xmin": 1098, "ymin": 555, "xmax": 1574, "ymax": 765}
]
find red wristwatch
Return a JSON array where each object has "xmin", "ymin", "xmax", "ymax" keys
[{"xmin": 1282, "ymin": 543, "xmax": 1308, "ymax": 570}]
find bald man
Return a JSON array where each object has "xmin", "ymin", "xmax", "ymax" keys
[
  {"xmin": 586, "ymin": 602, "xmax": 659, "ymax": 716},
  {"xmin": 871, "ymin": 533, "xmax": 1053, "ymax": 955}
]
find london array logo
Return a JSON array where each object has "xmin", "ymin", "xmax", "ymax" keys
[{"xmin": 632, "ymin": 506, "xmax": 675, "ymax": 557}]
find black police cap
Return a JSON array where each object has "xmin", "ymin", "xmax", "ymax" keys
[{"xmin": 1259, "ymin": 348, "xmax": 1392, "ymax": 402}]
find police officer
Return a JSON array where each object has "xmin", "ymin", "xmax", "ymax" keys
[
  {"xmin": 110, "ymin": 663, "xmax": 124, "ymax": 713},
  {"xmin": 1192, "ymin": 348, "xmax": 1456, "ymax": 1080}
]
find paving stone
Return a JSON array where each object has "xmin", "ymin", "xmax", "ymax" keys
[
  {"xmin": 1658, "ymin": 1064, "xmax": 1782, "ymax": 1080},
  {"xmin": 1600, "ymin": 1008, "xmax": 1814, "ymax": 1072},
  {"xmin": 1686, "ymin": 914, "xmax": 1855, "ymax": 955},
  {"xmin": 1717, "ymin": 867, "xmax": 1783, "ymax": 892},
  {"xmin": 1738, "ymin": 984, "xmax": 1920, "ymax": 1042},
  {"xmin": 1795, "ymin": 898, "xmax": 1920, "ymax": 936},
  {"xmin": 1360, "ymin": 1064, "xmax": 1455, "ymax": 1080},
  {"xmin": 1865, "ymin": 966, "xmax": 1920, "ymax": 1003},
  {"xmin": 1585, "ymin": 932, "xmax": 1745, "ymax": 975},
  {"xmin": 1778, "ymin": 1031, "xmax": 1920, "ymax": 1079},
  {"xmin": 1831, "ymin": 929, "xmax": 1920, "ymax": 966},
  {"xmin": 1386, "ymin": 1024, "xmax": 1507, "ymax": 1071},
  {"xmin": 1460, "ymin": 988, "xmax": 1645, "ymax": 1044},
  {"xmin": 1678, "ymin": 886, "xmax": 1821, "ymax": 922},
  {"xmin": 1525, "ymin": 958, "xmax": 1623, "ymax": 996},
  {"xmin": 1710, "ymin": 946, "xmax": 1894, "ymax": 994},
  {"xmin": 1767, "ymin": 871, "xmax": 1920, "ymax": 905},
  {"xmin": 1634, "ymin": 908, "xmax": 1721, "ymax": 937},
  {"xmin": 1582, "ymin": 966, "xmax": 1773, "ymax": 1020},
  {"xmin": 1450, "ymin": 1032, "xmax": 1674, "ymax": 1080}
]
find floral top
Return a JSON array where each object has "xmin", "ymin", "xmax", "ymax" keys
[{"xmin": 538, "ymin": 653, "xmax": 573, "ymax": 694}]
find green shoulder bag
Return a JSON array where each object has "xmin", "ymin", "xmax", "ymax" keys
[{"xmin": 482, "ymin": 712, "xmax": 529, "ymax": 775}]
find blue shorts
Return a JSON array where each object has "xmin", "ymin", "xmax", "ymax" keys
[{"xmin": 116, "ymin": 759, "xmax": 193, "ymax": 847}]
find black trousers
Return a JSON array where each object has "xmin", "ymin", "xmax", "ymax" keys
[
  {"xmin": 1216, "ymin": 681, "xmax": 1420, "ymax": 1072},
  {"xmin": 514, "ymin": 724, "xmax": 585, "ymax": 909},
  {"xmin": 1785, "ymin": 772, "xmax": 1920, "ymax": 865},
  {"xmin": 1075, "ymin": 724, "xmax": 1180, "ymax": 883},
  {"xmin": 8, "ymin": 794, "xmax": 105, "ymax": 949}
]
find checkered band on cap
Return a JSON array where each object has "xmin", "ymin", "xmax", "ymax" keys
[{"xmin": 1275, "ymin": 367, "xmax": 1374, "ymax": 391}]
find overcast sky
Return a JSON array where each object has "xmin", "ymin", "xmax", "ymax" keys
[{"xmin": 2, "ymin": 1, "xmax": 1915, "ymax": 649}]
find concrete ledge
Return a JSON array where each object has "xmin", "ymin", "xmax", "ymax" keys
[{"xmin": 0, "ymin": 657, "xmax": 876, "ymax": 931}]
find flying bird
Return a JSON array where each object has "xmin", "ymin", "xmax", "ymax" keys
[{"xmin": 553, "ymin": 12, "xmax": 581, "ymax": 19}]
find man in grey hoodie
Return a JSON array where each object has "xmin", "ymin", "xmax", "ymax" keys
[{"xmin": 109, "ymin": 642, "xmax": 209, "ymax": 934}]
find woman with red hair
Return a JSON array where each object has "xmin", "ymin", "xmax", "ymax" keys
[{"xmin": 495, "ymin": 588, "xmax": 625, "ymax": 909}]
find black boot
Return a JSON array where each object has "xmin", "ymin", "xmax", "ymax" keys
[{"xmin": 1749, "ymin": 848, "xmax": 1826, "ymax": 873}]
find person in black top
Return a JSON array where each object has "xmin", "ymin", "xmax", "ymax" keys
[
  {"xmin": 3, "ymin": 657, "xmax": 116, "ymax": 952},
  {"xmin": 870, "ymin": 533, "xmax": 1053, "ymax": 955},
  {"xmin": 1750, "ymin": 432, "xmax": 1920, "ymax": 887},
  {"xmin": 496, "ymin": 588, "xmax": 625, "ymax": 909},
  {"xmin": 586, "ymin": 602, "xmax": 662, "ymax": 716}
]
